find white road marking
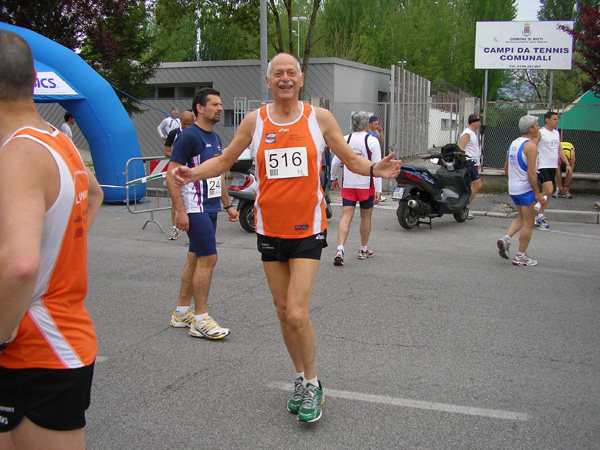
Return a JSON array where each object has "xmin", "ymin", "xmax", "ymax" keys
[
  {"xmin": 546, "ymin": 229, "xmax": 600, "ymax": 239},
  {"xmin": 269, "ymin": 382, "xmax": 528, "ymax": 421}
]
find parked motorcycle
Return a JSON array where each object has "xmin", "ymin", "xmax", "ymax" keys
[
  {"xmin": 228, "ymin": 149, "xmax": 257, "ymax": 233},
  {"xmin": 392, "ymin": 143, "xmax": 474, "ymax": 229}
]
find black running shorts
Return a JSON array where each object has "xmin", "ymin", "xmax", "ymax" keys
[
  {"xmin": 258, "ymin": 230, "xmax": 328, "ymax": 262},
  {"xmin": 538, "ymin": 168, "xmax": 556, "ymax": 184},
  {"xmin": 0, "ymin": 363, "xmax": 94, "ymax": 432}
]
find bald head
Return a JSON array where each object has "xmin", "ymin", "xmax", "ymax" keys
[
  {"xmin": 267, "ymin": 53, "xmax": 301, "ymax": 77},
  {"xmin": 180, "ymin": 110, "xmax": 195, "ymax": 129},
  {"xmin": 0, "ymin": 30, "xmax": 36, "ymax": 102}
]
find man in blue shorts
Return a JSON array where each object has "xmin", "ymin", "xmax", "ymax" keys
[
  {"xmin": 497, "ymin": 115, "xmax": 546, "ymax": 266},
  {"xmin": 166, "ymin": 88, "xmax": 239, "ymax": 339},
  {"xmin": 331, "ymin": 111, "xmax": 382, "ymax": 266}
]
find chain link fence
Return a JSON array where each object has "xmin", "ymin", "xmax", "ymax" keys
[{"xmin": 483, "ymin": 101, "xmax": 600, "ymax": 173}]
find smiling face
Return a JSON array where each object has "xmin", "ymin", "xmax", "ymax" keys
[{"xmin": 265, "ymin": 53, "xmax": 304, "ymax": 101}]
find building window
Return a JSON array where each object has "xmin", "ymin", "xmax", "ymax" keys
[
  {"xmin": 441, "ymin": 119, "xmax": 457, "ymax": 130},
  {"xmin": 223, "ymin": 109, "xmax": 234, "ymax": 126},
  {"xmin": 144, "ymin": 83, "xmax": 215, "ymax": 100},
  {"xmin": 178, "ymin": 86, "xmax": 197, "ymax": 98},
  {"xmin": 157, "ymin": 87, "xmax": 175, "ymax": 99}
]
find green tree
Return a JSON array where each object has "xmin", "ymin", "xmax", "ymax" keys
[
  {"xmin": 0, "ymin": 0, "xmax": 161, "ymax": 115},
  {"xmin": 560, "ymin": 4, "xmax": 600, "ymax": 94},
  {"xmin": 154, "ymin": 0, "xmax": 198, "ymax": 62},
  {"xmin": 194, "ymin": 0, "xmax": 261, "ymax": 59},
  {"xmin": 79, "ymin": 2, "xmax": 162, "ymax": 114},
  {"xmin": 312, "ymin": 0, "xmax": 516, "ymax": 98}
]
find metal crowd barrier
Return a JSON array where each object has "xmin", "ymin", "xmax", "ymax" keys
[{"xmin": 125, "ymin": 156, "xmax": 172, "ymax": 233}]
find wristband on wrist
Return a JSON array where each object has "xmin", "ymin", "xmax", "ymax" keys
[
  {"xmin": 224, "ymin": 204, "xmax": 234, "ymax": 210},
  {"xmin": 370, "ymin": 163, "xmax": 376, "ymax": 178}
]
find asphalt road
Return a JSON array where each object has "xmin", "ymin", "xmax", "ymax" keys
[{"xmin": 85, "ymin": 201, "xmax": 600, "ymax": 449}]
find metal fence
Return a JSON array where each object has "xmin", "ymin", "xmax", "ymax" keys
[
  {"xmin": 483, "ymin": 101, "xmax": 600, "ymax": 173},
  {"xmin": 125, "ymin": 156, "xmax": 172, "ymax": 233}
]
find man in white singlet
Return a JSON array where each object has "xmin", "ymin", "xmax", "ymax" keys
[
  {"xmin": 458, "ymin": 113, "xmax": 482, "ymax": 219},
  {"xmin": 534, "ymin": 111, "xmax": 571, "ymax": 229},
  {"xmin": 331, "ymin": 111, "xmax": 382, "ymax": 265},
  {"xmin": 496, "ymin": 115, "xmax": 546, "ymax": 266}
]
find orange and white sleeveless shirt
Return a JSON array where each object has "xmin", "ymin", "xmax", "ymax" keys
[
  {"xmin": 249, "ymin": 104, "xmax": 327, "ymax": 238},
  {"xmin": 0, "ymin": 126, "xmax": 97, "ymax": 370}
]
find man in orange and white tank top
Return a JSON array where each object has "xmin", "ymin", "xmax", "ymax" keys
[
  {"xmin": 171, "ymin": 53, "xmax": 402, "ymax": 423},
  {"xmin": 0, "ymin": 30, "xmax": 104, "ymax": 449}
]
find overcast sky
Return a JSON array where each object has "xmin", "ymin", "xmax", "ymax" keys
[{"xmin": 515, "ymin": 0, "xmax": 542, "ymax": 21}]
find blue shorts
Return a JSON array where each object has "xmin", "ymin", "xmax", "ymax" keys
[
  {"xmin": 469, "ymin": 166, "xmax": 481, "ymax": 181},
  {"xmin": 510, "ymin": 191, "xmax": 536, "ymax": 206},
  {"xmin": 187, "ymin": 212, "xmax": 218, "ymax": 257}
]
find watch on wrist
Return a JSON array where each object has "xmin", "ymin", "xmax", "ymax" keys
[
  {"xmin": 0, "ymin": 339, "xmax": 11, "ymax": 351},
  {"xmin": 224, "ymin": 204, "xmax": 234, "ymax": 210}
]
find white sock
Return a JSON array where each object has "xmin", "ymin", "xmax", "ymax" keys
[
  {"xmin": 172, "ymin": 226, "xmax": 178, "ymax": 231},
  {"xmin": 194, "ymin": 313, "xmax": 208, "ymax": 322},
  {"xmin": 303, "ymin": 376, "xmax": 319, "ymax": 388},
  {"xmin": 296, "ymin": 372, "xmax": 304, "ymax": 381},
  {"xmin": 175, "ymin": 306, "xmax": 189, "ymax": 315},
  {"xmin": 504, "ymin": 235, "xmax": 511, "ymax": 242},
  {"xmin": 517, "ymin": 251, "xmax": 525, "ymax": 257},
  {"xmin": 537, "ymin": 213, "xmax": 544, "ymax": 219},
  {"xmin": 337, "ymin": 245, "xmax": 344, "ymax": 252},
  {"xmin": 360, "ymin": 245, "xmax": 368, "ymax": 252}
]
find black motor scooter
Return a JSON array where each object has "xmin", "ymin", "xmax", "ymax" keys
[
  {"xmin": 228, "ymin": 149, "xmax": 257, "ymax": 233},
  {"xmin": 391, "ymin": 143, "xmax": 474, "ymax": 229}
]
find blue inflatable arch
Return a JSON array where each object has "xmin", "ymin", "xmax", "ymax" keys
[{"xmin": 0, "ymin": 22, "xmax": 144, "ymax": 203}]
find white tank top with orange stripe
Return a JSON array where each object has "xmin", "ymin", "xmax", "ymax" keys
[
  {"xmin": 249, "ymin": 104, "xmax": 327, "ymax": 238},
  {"xmin": 0, "ymin": 126, "xmax": 97, "ymax": 370}
]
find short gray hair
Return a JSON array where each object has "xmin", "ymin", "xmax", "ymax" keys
[
  {"xmin": 519, "ymin": 115, "xmax": 538, "ymax": 135},
  {"xmin": 351, "ymin": 111, "xmax": 370, "ymax": 132}
]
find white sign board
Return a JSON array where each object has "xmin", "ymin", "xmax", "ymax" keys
[
  {"xmin": 475, "ymin": 21, "xmax": 573, "ymax": 70},
  {"xmin": 34, "ymin": 71, "xmax": 79, "ymax": 96}
]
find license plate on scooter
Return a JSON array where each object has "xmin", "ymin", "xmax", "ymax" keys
[{"xmin": 392, "ymin": 186, "xmax": 405, "ymax": 200}]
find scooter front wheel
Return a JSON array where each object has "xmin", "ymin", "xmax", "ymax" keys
[
  {"xmin": 239, "ymin": 203, "xmax": 256, "ymax": 233},
  {"xmin": 397, "ymin": 200, "xmax": 420, "ymax": 229},
  {"xmin": 453, "ymin": 205, "xmax": 469, "ymax": 223}
]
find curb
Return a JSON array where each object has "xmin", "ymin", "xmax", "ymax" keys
[
  {"xmin": 332, "ymin": 199, "xmax": 600, "ymax": 225},
  {"xmin": 471, "ymin": 209, "xmax": 599, "ymax": 224}
]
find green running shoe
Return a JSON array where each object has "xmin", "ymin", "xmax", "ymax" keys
[
  {"xmin": 297, "ymin": 381, "xmax": 324, "ymax": 423},
  {"xmin": 287, "ymin": 377, "xmax": 305, "ymax": 414}
]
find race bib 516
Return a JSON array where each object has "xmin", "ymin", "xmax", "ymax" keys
[{"xmin": 265, "ymin": 147, "xmax": 308, "ymax": 179}]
